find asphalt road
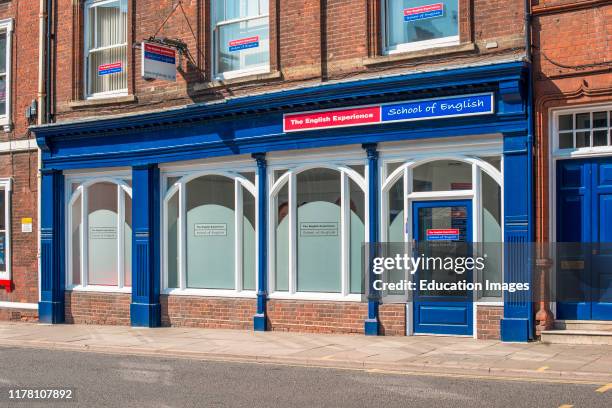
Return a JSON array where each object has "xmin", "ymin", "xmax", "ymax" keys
[{"xmin": 0, "ymin": 346, "xmax": 609, "ymax": 408}]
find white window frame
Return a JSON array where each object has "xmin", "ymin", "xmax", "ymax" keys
[
  {"xmin": 381, "ymin": 0, "xmax": 460, "ymax": 55},
  {"xmin": 551, "ymin": 103, "xmax": 612, "ymax": 159},
  {"xmin": 83, "ymin": 0, "xmax": 128, "ymax": 99},
  {"xmin": 378, "ymin": 136, "xmax": 504, "ymax": 337},
  {"xmin": 267, "ymin": 147, "xmax": 368, "ymax": 302},
  {"xmin": 65, "ymin": 171, "xmax": 132, "ymax": 293},
  {"xmin": 211, "ymin": 0, "xmax": 270, "ymax": 80},
  {"xmin": 0, "ymin": 19, "xmax": 13, "ymax": 131},
  {"xmin": 0, "ymin": 178, "xmax": 12, "ymax": 282},
  {"xmin": 161, "ymin": 158, "xmax": 258, "ymax": 297}
]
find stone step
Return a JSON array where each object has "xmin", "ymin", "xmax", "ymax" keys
[
  {"xmin": 541, "ymin": 330, "xmax": 612, "ymax": 345},
  {"xmin": 553, "ymin": 320, "xmax": 612, "ymax": 331}
]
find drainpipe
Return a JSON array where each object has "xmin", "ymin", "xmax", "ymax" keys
[
  {"xmin": 36, "ymin": 0, "xmax": 47, "ymax": 304},
  {"xmin": 45, "ymin": 0, "xmax": 53, "ymax": 123}
]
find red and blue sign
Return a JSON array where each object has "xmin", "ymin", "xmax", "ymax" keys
[
  {"xmin": 426, "ymin": 229, "xmax": 460, "ymax": 241},
  {"xmin": 404, "ymin": 3, "xmax": 444, "ymax": 22},
  {"xmin": 283, "ymin": 93, "xmax": 494, "ymax": 132},
  {"xmin": 229, "ymin": 36, "xmax": 260, "ymax": 52},
  {"xmin": 98, "ymin": 62, "xmax": 122, "ymax": 76},
  {"xmin": 144, "ymin": 43, "xmax": 176, "ymax": 64}
]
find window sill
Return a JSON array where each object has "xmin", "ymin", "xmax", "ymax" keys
[
  {"xmin": 68, "ymin": 94, "xmax": 137, "ymax": 109},
  {"xmin": 191, "ymin": 70, "xmax": 281, "ymax": 92},
  {"xmin": 66, "ymin": 285, "xmax": 132, "ymax": 294},
  {"xmin": 162, "ymin": 288, "xmax": 257, "ymax": 298},
  {"xmin": 364, "ymin": 43, "xmax": 476, "ymax": 67}
]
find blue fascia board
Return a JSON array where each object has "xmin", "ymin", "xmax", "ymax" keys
[{"xmin": 34, "ymin": 61, "xmax": 529, "ymax": 169}]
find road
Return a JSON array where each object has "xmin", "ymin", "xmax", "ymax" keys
[{"xmin": 0, "ymin": 346, "xmax": 609, "ymax": 408}]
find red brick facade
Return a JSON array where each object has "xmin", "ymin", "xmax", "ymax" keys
[
  {"xmin": 476, "ymin": 305, "xmax": 502, "ymax": 340},
  {"xmin": 0, "ymin": 1, "xmax": 40, "ymax": 316},
  {"xmin": 532, "ymin": 0, "xmax": 612, "ymax": 331},
  {"xmin": 64, "ymin": 291, "xmax": 131, "ymax": 326},
  {"xmin": 161, "ymin": 295, "xmax": 256, "ymax": 330}
]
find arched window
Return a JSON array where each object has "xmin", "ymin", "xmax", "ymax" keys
[
  {"xmin": 270, "ymin": 166, "xmax": 366, "ymax": 297},
  {"xmin": 67, "ymin": 179, "xmax": 132, "ymax": 289},
  {"xmin": 382, "ymin": 156, "xmax": 503, "ymax": 298},
  {"xmin": 163, "ymin": 172, "xmax": 256, "ymax": 293}
]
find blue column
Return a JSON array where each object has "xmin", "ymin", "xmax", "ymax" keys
[
  {"xmin": 500, "ymin": 131, "xmax": 534, "ymax": 342},
  {"xmin": 130, "ymin": 164, "xmax": 161, "ymax": 327},
  {"xmin": 39, "ymin": 169, "xmax": 65, "ymax": 323},
  {"xmin": 363, "ymin": 143, "xmax": 380, "ymax": 335},
  {"xmin": 253, "ymin": 153, "xmax": 268, "ymax": 331}
]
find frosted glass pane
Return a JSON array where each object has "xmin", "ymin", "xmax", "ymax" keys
[
  {"xmin": 124, "ymin": 194, "xmax": 132, "ymax": 287},
  {"xmin": 386, "ymin": 0, "xmax": 459, "ymax": 49},
  {"xmin": 413, "ymin": 160, "xmax": 471, "ymax": 191},
  {"xmin": 349, "ymin": 179, "xmax": 365, "ymax": 294},
  {"xmin": 482, "ymin": 171, "xmax": 502, "ymax": 298},
  {"xmin": 275, "ymin": 184, "xmax": 289, "ymax": 291},
  {"xmin": 388, "ymin": 179, "xmax": 404, "ymax": 242},
  {"xmin": 217, "ymin": 17, "xmax": 269, "ymax": 74},
  {"xmin": 186, "ymin": 176, "xmax": 235, "ymax": 289},
  {"xmin": 167, "ymin": 192, "xmax": 179, "ymax": 289},
  {"xmin": 296, "ymin": 169, "xmax": 341, "ymax": 293},
  {"xmin": 243, "ymin": 187, "xmax": 256, "ymax": 290},
  {"xmin": 88, "ymin": 183, "xmax": 118, "ymax": 286},
  {"xmin": 71, "ymin": 195, "xmax": 82, "ymax": 285}
]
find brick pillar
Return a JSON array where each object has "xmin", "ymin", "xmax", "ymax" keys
[
  {"xmin": 130, "ymin": 164, "xmax": 161, "ymax": 327},
  {"xmin": 253, "ymin": 153, "xmax": 268, "ymax": 331},
  {"xmin": 363, "ymin": 143, "xmax": 380, "ymax": 335},
  {"xmin": 39, "ymin": 169, "xmax": 65, "ymax": 324}
]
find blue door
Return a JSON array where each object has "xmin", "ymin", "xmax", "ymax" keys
[
  {"xmin": 412, "ymin": 200, "xmax": 473, "ymax": 335},
  {"xmin": 557, "ymin": 158, "xmax": 612, "ymax": 321}
]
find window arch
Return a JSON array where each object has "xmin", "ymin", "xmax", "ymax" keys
[
  {"xmin": 382, "ymin": 156, "xmax": 503, "ymax": 299},
  {"xmin": 163, "ymin": 171, "xmax": 257, "ymax": 293},
  {"xmin": 67, "ymin": 178, "xmax": 132, "ymax": 289},
  {"xmin": 269, "ymin": 165, "xmax": 366, "ymax": 297}
]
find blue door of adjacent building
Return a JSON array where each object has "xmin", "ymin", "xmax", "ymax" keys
[
  {"xmin": 557, "ymin": 158, "xmax": 612, "ymax": 321},
  {"xmin": 412, "ymin": 200, "xmax": 473, "ymax": 335}
]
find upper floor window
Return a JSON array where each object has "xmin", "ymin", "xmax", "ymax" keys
[
  {"xmin": 0, "ymin": 19, "xmax": 13, "ymax": 127},
  {"xmin": 212, "ymin": 0, "xmax": 270, "ymax": 79},
  {"xmin": 383, "ymin": 0, "xmax": 459, "ymax": 54},
  {"xmin": 84, "ymin": 0, "xmax": 128, "ymax": 98},
  {"xmin": 556, "ymin": 108, "xmax": 612, "ymax": 152}
]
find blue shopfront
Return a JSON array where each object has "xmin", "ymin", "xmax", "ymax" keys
[{"xmin": 33, "ymin": 61, "xmax": 535, "ymax": 341}]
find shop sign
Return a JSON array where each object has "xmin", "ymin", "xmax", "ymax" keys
[
  {"xmin": 98, "ymin": 62, "xmax": 122, "ymax": 76},
  {"xmin": 283, "ymin": 93, "xmax": 494, "ymax": 132},
  {"xmin": 89, "ymin": 227, "xmax": 117, "ymax": 239},
  {"xmin": 300, "ymin": 222, "xmax": 339, "ymax": 237},
  {"xmin": 141, "ymin": 42, "xmax": 177, "ymax": 81},
  {"xmin": 404, "ymin": 4, "xmax": 444, "ymax": 22},
  {"xmin": 426, "ymin": 229, "xmax": 460, "ymax": 241},
  {"xmin": 194, "ymin": 223, "xmax": 227, "ymax": 237},
  {"xmin": 229, "ymin": 36, "xmax": 260, "ymax": 52}
]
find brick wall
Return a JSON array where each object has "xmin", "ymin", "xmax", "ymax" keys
[
  {"xmin": 53, "ymin": 0, "xmax": 527, "ymax": 123},
  {"xmin": 476, "ymin": 305, "xmax": 502, "ymax": 340},
  {"xmin": 64, "ymin": 291, "xmax": 131, "ymax": 325},
  {"xmin": 0, "ymin": 0, "xmax": 41, "ymax": 318},
  {"xmin": 160, "ymin": 295, "xmax": 256, "ymax": 329}
]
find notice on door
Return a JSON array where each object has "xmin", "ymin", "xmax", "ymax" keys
[
  {"xmin": 90, "ymin": 226, "xmax": 117, "ymax": 239},
  {"xmin": 194, "ymin": 223, "xmax": 227, "ymax": 237},
  {"xmin": 426, "ymin": 228, "xmax": 459, "ymax": 241},
  {"xmin": 300, "ymin": 222, "xmax": 338, "ymax": 237}
]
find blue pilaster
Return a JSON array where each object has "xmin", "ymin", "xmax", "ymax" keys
[
  {"xmin": 253, "ymin": 153, "xmax": 268, "ymax": 331},
  {"xmin": 130, "ymin": 164, "xmax": 161, "ymax": 327},
  {"xmin": 39, "ymin": 169, "xmax": 65, "ymax": 324},
  {"xmin": 501, "ymin": 130, "xmax": 534, "ymax": 342},
  {"xmin": 363, "ymin": 143, "xmax": 380, "ymax": 335}
]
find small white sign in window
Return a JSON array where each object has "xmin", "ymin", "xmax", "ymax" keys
[
  {"xmin": 194, "ymin": 223, "xmax": 227, "ymax": 237},
  {"xmin": 300, "ymin": 222, "xmax": 339, "ymax": 237},
  {"xmin": 89, "ymin": 226, "xmax": 118, "ymax": 240}
]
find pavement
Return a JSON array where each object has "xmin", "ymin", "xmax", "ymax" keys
[{"xmin": 1, "ymin": 322, "xmax": 612, "ymax": 384}]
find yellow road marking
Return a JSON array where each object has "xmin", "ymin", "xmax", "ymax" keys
[
  {"xmin": 558, "ymin": 405, "xmax": 574, "ymax": 408},
  {"xmin": 536, "ymin": 366, "xmax": 549, "ymax": 372},
  {"xmin": 596, "ymin": 383, "xmax": 612, "ymax": 393}
]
